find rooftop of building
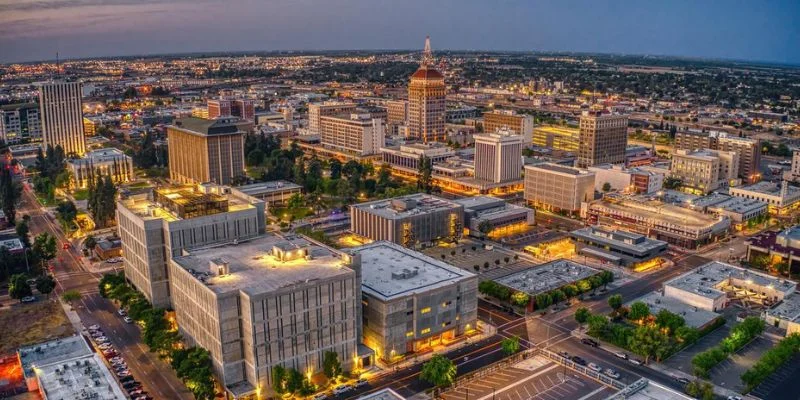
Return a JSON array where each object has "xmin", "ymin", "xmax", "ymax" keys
[
  {"xmin": 665, "ymin": 261, "xmax": 797, "ymax": 300},
  {"xmin": 533, "ymin": 125, "xmax": 579, "ymax": 136},
  {"xmin": 356, "ymin": 388, "xmax": 406, "ymax": 400},
  {"xmin": 615, "ymin": 380, "xmax": 695, "ymax": 400},
  {"xmin": 730, "ymin": 181, "xmax": 800, "ymax": 199},
  {"xmin": 0, "ymin": 237, "xmax": 24, "ymax": 252},
  {"xmin": 410, "ymin": 66, "xmax": 444, "ymax": 80},
  {"xmin": 172, "ymin": 233, "xmax": 353, "ymax": 295},
  {"xmin": 706, "ymin": 197, "xmax": 767, "ymax": 214},
  {"xmin": 590, "ymin": 195, "xmax": 726, "ymax": 229},
  {"xmin": 352, "ymin": 193, "xmax": 462, "ymax": 220},
  {"xmin": 34, "ymin": 354, "xmax": 128, "ymax": 400},
  {"xmin": 455, "ymin": 196, "xmax": 531, "ymax": 219},
  {"xmin": 350, "ymin": 241, "xmax": 474, "ymax": 301},
  {"xmin": 119, "ymin": 184, "xmax": 257, "ymax": 222},
  {"xmin": 525, "ymin": 162, "xmax": 593, "ymax": 177},
  {"xmin": 19, "ymin": 335, "xmax": 90, "ymax": 378},
  {"xmin": 495, "ymin": 259, "xmax": 599, "ymax": 296},
  {"xmin": 67, "ymin": 147, "xmax": 130, "ymax": 166},
  {"xmin": 170, "ymin": 116, "xmax": 244, "ymax": 136},
  {"xmin": 766, "ymin": 292, "xmax": 800, "ymax": 323},
  {"xmin": 631, "ymin": 292, "xmax": 720, "ymax": 329},
  {"xmin": 233, "ymin": 181, "xmax": 302, "ymax": 196},
  {"xmin": 571, "ymin": 226, "xmax": 667, "ymax": 253},
  {"xmin": 0, "ymin": 102, "xmax": 38, "ymax": 111}
]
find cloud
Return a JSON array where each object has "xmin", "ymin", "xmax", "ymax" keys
[{"xmin": 0, "ymin": 0, "xmax": 190, "ymax": 12}]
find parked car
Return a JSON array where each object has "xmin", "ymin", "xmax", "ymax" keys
[
  {"xmin": 581, "ymin": 338, "xmax": 599, "ymax": 347},
  {"xmin": 123, "ymin": 316, "xmax": 133, "ymax": 324},
  {"xmin": 355, "ymin": 378, "xmax": 369, "ymax": 388},
  {"xmin": 117, "ymin": 309, "xmax": 127, "ymax": 316},
  {"xmin": 95, "ymin": 336, "xmax": 109, "ymax": 343},
  {"xmin": 333, "ymin": 385, "xmax": 353, "ymax": 395},
  {"xmin": 587, "ymin": 362, "xmax": 602, "ymax": 372},
  {"xmin": 98, "ymin": 343, "xmax": 113, "ymax": 350},
  {"xmin": 119, "ymin": 376, "xmax": 135, "ymax": 384},
  {"xmin": 613, "ymin": 351, "xmax": 628, "ymax": 360},
  {"xmin": 675, "ymin": 376, "xmax": 691, "ymax": 385},
  {"xmin": 129, "ymin": 389, "xmax": 144, "ymax": 396},
  {"xmin": 604, "ymin": 369, "xmax": 620, "ymax": 379},
  {"xmin": 21, "ymin": 296, "xmax": 36, "ymax": 303},
  {"xmin": 88, "ymin": 325, "xmax": 100, "ymax": 330},
  {"xmin": 558, "ymin": 351, "xmax": 569, "ymax": 359},
  {"xmin": 122, "ymin": 381, "xmax": 140, "ymax": 389},
  {"xmin": 571, "ymin": 356, "xmax": 587, "ymax": 366}
]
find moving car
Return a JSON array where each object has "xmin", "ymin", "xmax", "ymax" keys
[
  {"xmin": 21, "ymin": 296, "xmax": 36, "ymax": 303},
  {"xmin": 613, "ymin": 351, "xmax": 627, "ymax": 360},
  {"xmin": 675, "ymin": 376, "xmax": 690, "ymax": 385},
  {"xmin": 355, "ymin": 378, "xmax": 368, "ymax": 388},
  {"xmin": 581, "ymin": 338, "xmax": 599, "ymax": 347},
  {"xmin": 588, "ymin": 362, "xmax": 602, "ymax": 372},
  {"xmin": 333, "ymin": 385, "xmax": 353, "ymax": 396},
  {"xmin": 571, "ymin": 356, "xmax": 587, "ymax": 366},
  {"xmin": 629, "ymin": 358, "xmax": 642, "ymax": 365}
]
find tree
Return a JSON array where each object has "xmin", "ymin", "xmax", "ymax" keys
[
  {"xmin": 587, "ymin": 314, "xmax": 609, "ymax": 336},
  {"xmin": 502, "ymin": 336, "xmax": 521, "ymax": 355},
  {"xmin": 655, "ymin": 309, "xmax": 686, "ymax": 335},
  {"xmin": 323, "ymin": 350, "xmax": 342, "ymax": 379},
  {"xmin": 602, "ymin": 182, "xmax": 612, "ymax": 192},
  {"xmin": 608, "ymin": 294, "xmax": 623, "ymax": 311},
  {"xmin": 287, "ymin": 193, "xmax": 305, "ymax": 209},
  {"xmin": 84, "ymin": 235, "xmax": 97, "ymax": 250},
  {"xmin": 61, "ymin": 290, "xmax": 81, "ymax": 303},
  {"xmin": 271, "ymin": 365, "xmax": 287, "ymax": 394},
  {"xmin": 0, "ymin": 167, "xmax": 20, "ymax": 225},
  {"xmin": 36, "ymin": 275, "xmax": 56, "ymax": 298},
  {"xmin": 628, "ymin": 301, "xmax": 650, "ymax": 324},
  {"xmin": 329, "ymin": 159, "xmax": 342, "ymax": 180},
  {"xmin": 286, "ymin": 368, "xmax": 304, "ymax": 394},
  {"xmin": 574, "ymin": 307, "xmax": 591, "ymax": 326},
  {"xmin": 417, "ymin": 155, "xmax": 433, "ymax": 194},
  {"xmin": 9, "ymin": 273, "xmax": 32, "ymax": 300},
  {"xmin": 628, "ymin": 325, "xmax": 670, "ymax": 364},
  {"xmin": 32, "ymin": 232, "xmax": 57, "ymax": 271},
  {"xmin": 246, "ymin": 149, "xmax": 265, "ymax": 166},
  {"xmin": 420, "ymin": 355, "xmax": 457, "ymax": 387},
  {"xmin": 55, "ymin": 200, "xmax": 78, "ymax": 235},
  {"xmin": 511, "ymin": 291, "xmax": 530, "ymax": 307},
  {"xmin": 15, "ymin": 219, "xmax": 31, "ymax": 248}
]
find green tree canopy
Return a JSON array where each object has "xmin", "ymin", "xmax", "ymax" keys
[{"xmin": 420, "ymin": 354, "xmax": 457, "ymax": 387}]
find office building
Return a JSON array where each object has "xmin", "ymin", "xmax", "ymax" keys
[
  {"xmin": 531, "ymin": 125, "xmax": 579, "ymax": 152},
  {"xmin": 351, "ymin": 241, "xmax": 477, "ymax": 362},
  {"xmin": 208, "ymin": 99, "xmax": 232, "ymax": 119},
  {"xmin": 764, "ymin": 293, "xmax": 800, "ymax": 337},
  {"xmin": 0, "ymin": 103, "xmax": 41, "ymax": 142},
  {"xmin": 169, "ymin": 233, "xmax": 362, "ymax": 399},
  {"xmin": 674, "ymin": 131, "xmax": 761, "ymax": 182},
  {"xmin": 523, "ymin": 163, "xmax": 595, "ymax": 214},
  {"xmin": 350, "ymin": 193, "xmax": 463, "ymax": 247},
  {"xmin": 446, "ymin": 105, "xmax": 480, "ymax": 123},
  {"xmin": 664, "ymin": 261, "xmax": 795, "ymax": 312},
  {"xmin": 570, "ymin": 226, "xmax": 667, "ymax": 267},
  {"xmin": 729, "ymin": 181, "xmax": 800, "ymax": 216},
  {"xmin": 585, "ymin": 194, "xmax": 730, "ymax": 249},
  {"xmin": 231, "ymin": 99, "xmax": 256, "ymax": 121},
  {"xmin": 747, "ymin": 226, "xmax": 800, "ymax": 270},
  {"xmin": 386, "ymin": 100, "xmax": 408, "ymax": 131},
  {"xmin": 588, "ymin": 164, "xmax": 664, "ymax": 194},
  {"xmin": 19, "ymin": 335, "xmax": 127, "ymax": 400},
  {"xmin": 407, "ymin": 36, "xmax": 446, "ymax": 143},
  {"xmin": 454, "ymin": 196, "xmax": 534, "ymax": 239},
  {"xmin": 483, "ymin": 110, "xmax": 534, "ymax": 144},
  {"xmin": 66, "ymin": 148, "xmax": 134, "ymax": 188},
  {"xmin": 308, "ymin": 102, "xmax": 357, "ymax": 135},
  {"xmin": 230, "ymin": 181, "xmax": 303, "ymax": 206},
  {"xmin": 167, "ymin": 117, "xmax": 245, "ymax": 185},
  {"xmin": 670, "ymin": 149, "xmax": 738, "ymax": 194},
  {"xmin": 116, "ymin": 184, "xmax": 266, "ymax": 307},
  {"xmin": 473, "ymin": 128, "xmax": 523, "ymax": 183},
  {"xmin": 785, "ymin": 149, "xmax": 800, "ymax": 183},
  {"xmin": 320, "ymin": 113, "xmax": 385, "ymax": 156},
  {"xmin": 38, "ymin": 81, "xmax": 86, "ymax": 156},
  {"xmin": 686, "ymin": 194, "xmax": 767, "ymax": 228},
  {"xmin": 577, "ymin": 111, "xmax": 628, "ymax": 168}
]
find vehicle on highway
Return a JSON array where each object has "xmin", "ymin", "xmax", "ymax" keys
[
  {"xmin": 604, "ymin": 369, "xmax": 620, "ymax": 379},
  {"xmin": 21, "ymin": 296, "xmax": 36, "ymax": 303},
  {"xmin": 674, "ymin": 376, "xmax": 690, "ymax": 385},
  {"xmin": 581, "ymin": 338, "xmax": 599, "ymax": 347},
  {"xmin": 117, "ymin": 309, "xmax": 127, "ymax": 316},
  {"xmin": 613, "ymin": 351, "xmax": 627, "ymax": 360},
  {"xmin": 333, "ymin": 385, "xmax": 353, "ymax": 395},
  {"xmin": 571, "ymin": 356, "xmax": 587, "ymax": 366},
  {"xmin": 123, "ymin": 316, "xmax": 133, "ymax": 323},
  {"xmin": 587, "ymin": 362, "xmax": 602, "ymax": 372},
  {"xmin": 726, "ymin": 396, "xmax": 742, "ymax": 400},
  {"xmin": 355, "ymin": 378, "xmax": 368, "ymax": 388},
  {"xmin": 629, "ymin": 358, "xmax": 642, "ymax": 366},
  {"xmin": 313, "ymin": 393, "xmax": 329, "ymax": 400}
]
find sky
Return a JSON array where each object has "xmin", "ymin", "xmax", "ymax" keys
[{"xmin": 1, "ymin": 0, "xmax": 799, "ymax": 65}]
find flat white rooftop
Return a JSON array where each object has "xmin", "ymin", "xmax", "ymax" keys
[
  {"xmin": 613, "ymin": 380, "xmax": 694, "ymax": 400},
  {"xmin": 631, "ymin": 292, "xmax": 720, "ymax": 328},
  {"xmin": 495, "ymin": 259, "xmax": 599, "ymax": 296},
  {"xmin": 172, "ymin": 233, "xmax": 353, "ymax": 295},
  {"xmin": 352, "ymin": 193, "xmax": 462, "ymax": 220},
  {"xmin": 234, "ymin": 180, "xmax": 302, "ymax": 196},
  {"xmin": 351, "ymin": 241, "xmax": 474, "ymax": 301},
  {"xmin": 357, "ymin": 388, "xmax": 406, "ymax": 400},
  {"xmin": 666, "ymin": 261, "xmax": 797, "ymax": 300},
  {"xmin": 766, "ymin": 292, "xmax": 800, "ymax": 323}
]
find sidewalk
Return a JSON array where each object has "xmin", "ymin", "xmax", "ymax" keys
[{"xmin": 570, "ymin": 329, "xmax": 755, "ymax": 399}]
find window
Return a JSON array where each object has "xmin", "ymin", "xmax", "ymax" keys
[
  {"xmin": 421, "ymin": 328, "xmax": 431, "ymax": 335},
  {"xmin": 420, "ymin": 307, "xmax": 431, "ymax": 314},
  {"xmin": 406, "ymin": 331, "xmax": 414, "ymax": 338}
]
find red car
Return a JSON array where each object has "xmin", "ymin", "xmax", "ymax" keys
[{"xmin": 62, "ymin": 242, "xmax": 71, "ymax": 250}]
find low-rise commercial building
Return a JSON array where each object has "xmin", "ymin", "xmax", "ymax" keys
[
  {"xmin": 664, "ymin": 261, "xmax": 796, "ymax": 312},
  {"xmin": 670, "ymin": 149, "xmax": 738, "ymax": 194},
  {"xmin": 169, "ymin": 233, "xmax": 363, "ymax": 399},
  {"xmin": 729, "ymin": 181, "xmax": 800, "ymax": 216},
  {"xmin": 230, "ymin": 181, "xmax": 302, "ymax": 206},
  {"xmin": 482, "ymin": 110, "xmax": 534, "ymax": 143},
  {"xmin": 588, "ymin": 164, "xmax": 664, "ymax": 194},
  {"xmin": 523, "ymin": 163, "xmax": 595, "ymax": 214},
  {"xmin": 18, "ymin": 335, "xmax": 127, "ymax": 400},
  {"xmin": 570, "ymin": 226, "xmax": 667, "ymax": 267},
  {"xmin": 585, "ymin": 194, "xmax": 730, "ymax": 249},
  {"xmin": 117, "ymin": 183, "xmax": 266, "ymax": 307},
  {"xmin": 67, "ymin": 148, "xmax": 135, "ymax": 188},
  {"xmin": 350, "ymin": 194, "xmax": 463, "ymax": 247},
  {"xmin": 454, "ymin": 196, "xmax": 534, "ymax": 239},
  {"xmin": 747, "ymin": 226, "xmax": 800, "ymax": 269},
  {"xmin": 351, "ymin": 242, "xmax": 477, "ymax": 362},
  {"xmin": 764, "ymin": 293, "xmax": 800, "ymax": 336},
  {"xmin": 495, "ymin": 259, "xmax": 599, "ymax": 311},
  {"xmin": 630, "ymin": 292, "xmax": 721, "ymax": 329},
  {"xmin": 532, "ymin": 125, "xmax": 579, "ymax": 152}
]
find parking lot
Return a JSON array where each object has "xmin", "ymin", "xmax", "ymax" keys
[
  {"xmin": 750, "ymin": 353, "xmax": 800, "ymax": 399},
  {"xmin": 709, "ymin": 336, "xmax": 777, "ymax": 392},
  {"xmin": 440, "ymin": 356, "xmax": 613, "ymax": 400},
  {"xmin": 663, "ymin": 323, "xmax": 730, "ymax": 374}
]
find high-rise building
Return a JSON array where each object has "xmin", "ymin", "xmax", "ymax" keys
[
  {"xmin": 386, "ymin": 100, "xmax": 409, "ymax": 126},
  {"xmin": 407, "ymin": 36, "xmax": 446, "ymax": 143},
  {"xmin": 577, "ymin": 111, "xmax": 628, "ymax": 168},
  {"xmin": 0, "ymin": 103, "xmax": 41, "ymax": 142},
  {"xmin": 320, "ymin": 113, "xmax": 385, "ymax": 156},
  {"xmin": 116, "ymin": 184, "xmax": 266, "ymax": 307},
  {"xmin": 473, "ymin": 128, "xmax": 523, "ymax": 183},
  {"xmin": 308, "ymin": 102, "xmax": 358, "ymax": 135},
  {"xmin": 38, "ymin": 81, "xmax": 85, "ymax": 155},
  {"xmin": 167, "ymin": 117, "xmax": 245, "ymax": 185},
  {"xmin": 483, "ymin": 110, "xmax": 534, "ymax": 144},
  {"xmin": 231, "ymin": 99, "xmax": 255, "ymax": 121},
  {"xmin": 524, "ymin": 163, "xmax": 595, "ymax": 214},
  {"xmin": 207, "ymin": 99, "xmax": 232, "ymax": 119}
]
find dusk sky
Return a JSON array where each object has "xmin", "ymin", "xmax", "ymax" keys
[{"xmin": 1, "ymin": 0, "xmax": 798, "ymax": 64}]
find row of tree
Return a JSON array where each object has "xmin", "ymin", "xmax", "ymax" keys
[
  {"xmin": 691, "ymin": 317, "xmax": 765, "ymax": 377},
  {"xmin": 86, "ymin": 175, "xmax": 118, "ymax": 228},
  {"xmin": 741, "ymin": 333, "xmax": 800, "ymax": 392}
]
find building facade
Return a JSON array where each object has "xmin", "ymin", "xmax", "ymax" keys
[
  {"xmin": 482, "ymin": 110, "xmax": 534, "ymax": 144},
  {"xmin": 0, "ymin": 103, "xmax": 41, "ymax": 142},
  {"xmin": 407, "ymin": 37, "xmax": 446, "ymax": 143},
  {"xmin": 67, "ymin": 148, "xmax": 134, "ymax": 188},
  {"xmin": 38, "ymin": 81, "xmax": 86, "ymax": 156},
  {"xmin": 308, "ymin": 102, "xmax": 358, "ymax": 135},
  {"xmin": 167, "ymin": 117, "xmax": 245, "ymax": 185},
  {"xmin": 455, "ymin": 196, "xmax": 535, "ymax": 238},
  {"xmin": 523, "ymin": 163, "xmax": 595, "ymax": 214},
  {"xmin": 352, "ymin": 242, "xmax": 477, "ymax": 362},
  {"xmin": 674, "ymin": 131, "xmax": 761, "ymax": 182},
  {"xmin": 473, "ymin": 128, "xmax": 523, "ymax": 183},
  {"xmin": 670, "ymin": 149, "xmax": 739, "ymax": 194},
  {"xmin": 577, "ymin": 111, "xmax": 628, "ymax": 168},
  {"xmin": 320, "ymin": 113, "xmax": 385, "ymax": 156}
]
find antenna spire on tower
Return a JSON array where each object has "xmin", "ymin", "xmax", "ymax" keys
[{"xmin": 421, "ymin": 35, "xmax": 433, "ymax": 67}]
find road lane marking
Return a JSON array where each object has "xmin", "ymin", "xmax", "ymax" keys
[{"xmin": 475, "ymin": 364, "xmax": 559, "ymax": 400}]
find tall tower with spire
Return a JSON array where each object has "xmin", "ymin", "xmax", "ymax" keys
[{"xmin": 407, "ymin": 36, "xmax": 446, "ymax": 143}]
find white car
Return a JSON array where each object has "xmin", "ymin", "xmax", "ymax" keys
[
  {"xmin": 604, "ymin": 369, "xmax": 620, "ymax": 379},
  {"xmin": 88, "ymin": 325, "xmax": 100, "ymax": 330},
  {"xmin": 98, "ymin": 343, "xmax": 113, "ymax": 350},
  {"xmin": 629, "ymin": 358, "xmax": 642, "ymax": 365},
  {"xmin": 123, "ymin": 316, "xmax": 133, "ymax": 324},
  {"xmin": 333, "ymin": 385, "xmax": 353, "ymax": 395},
  {"xmin": 117, "ymin": 309, "xmax": 127, "ymax": 316},
  {"xmin": 95, "ymin": 336, "xmax": 110, "ymax": 343},
  {"xmin": 588, "ymin": 362, "xmax": 602, "ymax": 373},
  {"xmin": 614, "ymin": 351, "xmax": 627, "ymax": 359}
]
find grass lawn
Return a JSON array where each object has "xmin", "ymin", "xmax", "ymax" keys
[
  {"xmin": 34, "ymin": 193, "xmax": 60, "ymax": 207},
  {"xmin": 0, "ymin": 300, "xmax": 75, "ymax": 354},
  {"xmin": 270, "ymin": 206, "xmax": 314, "ymax": 221},
  {"xmin": 125, "ymin": 181, "xmax": 152, "ymax": 189},
  {"xmin": 73, "ymin": 188, "xmax": 89, "ymax": 200}
]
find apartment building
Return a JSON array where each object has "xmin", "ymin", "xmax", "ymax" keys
[
  {"xmin": 38, "ymin": 81, "xmax": 86, "ymax": 156},
  {"xmin": 169, "ymin": 233, "xmax": 362, "ymax": 399},
  {"xmin": 307, "ymin": 102, "xmax": 357, "ymax": 135},
  {"xmin": 577, "ymin": 111, "xmax": 628, "ymax": 167},
  {"xmin": 167, "ymin": 117, "xmax": 245, "ymax": 185},
  {"xmin": 523, "ymin": 163, "xmax": 595, "ymax": 214},
  {"xmin": 320, "ymin": 113, "xmax": 385, "ymax": 156},
  {"xmin": 116, "ymin": 183, "xmax": 266, "ymax": 307},
  {"xmin": 351, "ymin": 241, "xmax": 477, "ymax": 362},
  {"xmin": 473, "ymin": 128, "xmax": 523, "ymax": 183},
  {"xmin": 482, "ymin": 110, "xmax": 534, "ymax": 144},
  {"xmin": 0, "ymin": 103, "xmax": 41, "ymax": 142}
]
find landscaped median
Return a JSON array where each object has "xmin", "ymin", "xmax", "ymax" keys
[
  {"xmin": 690, "ymin": 317, "xmax": 765, "ymax": 378},
  {"xmin": 740, "ymin": 333, "xmax": 800, "ymax": 392}
]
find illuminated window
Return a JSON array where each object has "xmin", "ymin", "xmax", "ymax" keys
[
  {"xmin": 420, "ymin": 307, "xmax": 431, "ymax": 314},
  {"xmin": 406, "ymin": 331, "xmax": 414, "ymax": 338},
  {"xmin": 421, "ymin": 328, "xmax": 431, "ymax": 335}
]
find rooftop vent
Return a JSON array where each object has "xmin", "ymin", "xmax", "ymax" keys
[
  {"xmin": 392, "ymin": 268, "xmax": 419, "ymax": 280},
  {"xmin": 210, "ymin": 258, "xmax": 230, "ymax": 276}
]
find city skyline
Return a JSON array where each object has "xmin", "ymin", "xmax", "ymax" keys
[{"xmin": 1, "ymin": 0, "xmax": 799, "ymax": 65}]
